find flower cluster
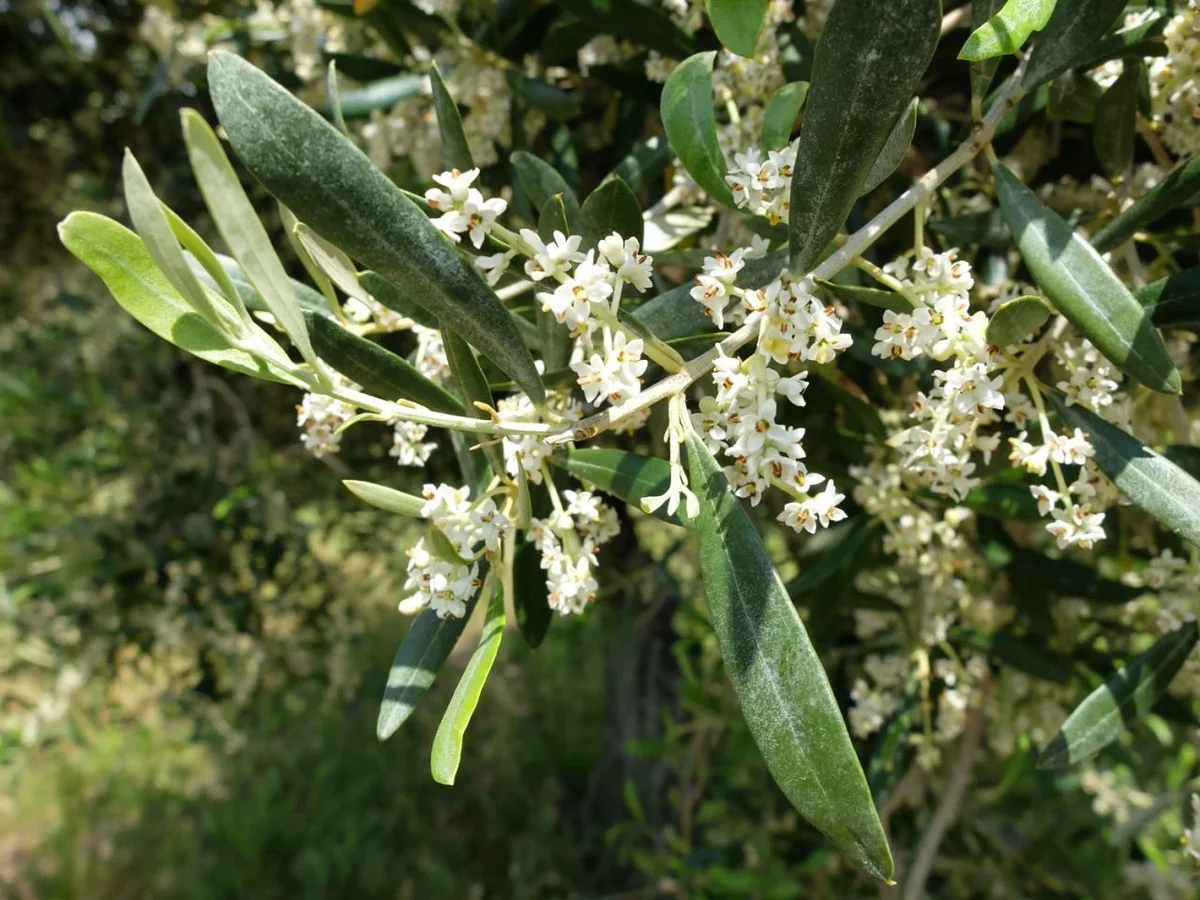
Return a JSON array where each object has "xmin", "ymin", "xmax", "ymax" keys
[
  {"xmin": 727, "ymin": 143, "xmax": 797, "ymax": 224},
  {"xmin": 426, "ymin": 168, "xmax": 509, "ymax": 248},
  {"xmin": 529, "ymin": 489, "xmax": 620, "ymax": 615},
  {"xmin": 1153, "ymin": 3, "xmax": 1200, "ymax": 157},
  {"xmin": 296, "ymin": 374, "xmax": 358, "ymax": 458}
]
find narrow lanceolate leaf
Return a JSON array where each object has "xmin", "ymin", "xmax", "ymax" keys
[
  {"xmin": 1022, "ymin": 0, "xmax": 1128, "ymax": 89},
  {"xmin": 788, "ymin": 0, "xmax": 941, "ymax": 273},
  {"xmin": 555, "ymin": 448, "xmax": 694, "ymax": 528},
  {"xmin": 513, "ymin": 539, "xmax": 552, "ymax": 649},
  {"xmin": 1092, "ymin": 156, "xmax": 1200, "ymax": 253},
  {"xmin": 442, "ymin": 329, "xmax": 505, "ymax": 478},
  {"xmin": 959, "ymin": 629, "xmax": 1073, "ymax": 683},
  {"xmin": 1047, "ymin": 70, "xmax": 1104, "ymax": 124},
  {"xmin": 959, "ymin": 0, "xmax": 1057, "ymax": 62},
  {"xmin": 429, "ymin": 62, "xmax": 474, "ymax": 172},
  {"xmin": 322, "ymin": 73, "xmax": 425, "ymax": 117},
  {"xmin": 685, "ymin": 433, "xmax": 893, "ymax": 881},
  {"xmin": 1005, "ymin": 547, "xmax": 1142, "ymax": 605},
  {"xmin": 579, "ymin": 177, "xmax": 644, "ymax": 249},
  {"xmin": 1093, "ymin": 59, "xmax": 1140, "ymax": 176},
  {"xmin": 293, "ymin": 221, "xmax": 370, "ymax": 303},
  {"xmin": 786, "ymin": 519, "xmax": 875, "ymax": 599},
  {"xmin": 1136, "ymin": 267, "xmax": 1200, "ymax": 328},
  {"xmin": 306, "ymin": 312, "xmax": 465, "ymax": 414},
  {"xmin": 188, "ymin": 249, "xmax": 331, "ymax": 319},
  {"xmin": 58, "ymin": 212, "xmax": 289, "ymax": 383},
  {"xmin": 1039, "ymin": 622, "xmax": 1199, "ymax": 768},
  {"xmin": 985, "ymin": 294, "xmax": 1053, "ymax": 347},
  {"xmin": 181, "ymin": 109, "xmax": 319, "ymax": 367},
  {"xmin": 662, "ymin": 52, "xmax": 737, "ymax": 208},
  {"xmin": 993, "ymin": 163, "xmax": 1180, "ymax": 394},
  {"xmin": 358, "ymin": 271, "xmax": 440, "ymax": 329},
  {"xmin": 1050, "ymin": 395, "xmax": 1200, "ymax": 548},
  {"xmin": 431, "ymin": 583, "xmax": 506, "ymax": 784},
  {"xmin": 511, "ymin": 150, "xmax": 580, "ymax": 230},
  {"xmin": 537, "ymin": 195, "xmax": 574, "ymax": 371},
  {"xmin": 343, "ymin": 480, "xmax": 426, "ymax": 517},
  {"xmin": 761, "ymin": 82, "xmax": 809, "ymax": 152},
  {"xmin": 859, "ymin": 98, "xmax": 918, "ymax": 196},
  {"xmin": 377, "ymin": 599, "xmax": 478, "ymax": 741},
  {"xmin": 207, "ymin": 51, "xmax": 545, "ymax": 405},
  {"xmin": 969, "ymin": 0, "xmax": 1006, "ymax": 102},
  {"xmin": 607, "ymin": 135, "xmax": 672, "ymax": 194},
  {"xmin": 816, "ymin": 279, "xmax": 910, "ymax": 314},
  {"xmin": 705, "ymin": 0, "xmax": 769, "ymax": 58},
  {"xmin": 327, "ymin": 61, "xmax": 348, "ymax": 136}
]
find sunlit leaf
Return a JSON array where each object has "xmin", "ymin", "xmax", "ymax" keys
[
  {"xmin": 760, "ymin": 81, "xmax": 809, "ymax": 151},
  {"xmin": 985, "ymin": 294, "xmax": 1053, "ymax": 347},
  {"xmin": 960, "ymin": 0, "xmax": 1057, "ymax": 62},
  {"xmin": 661, "ymin": 52, "xmax": 737, "ymax": 208},
  {"xmin": 705, "ymin": 0, "xmax": 769, "ymax": 58},
  {"xmin": 343, "ymin": 480, "xmax": 426, "ymax": 517}
]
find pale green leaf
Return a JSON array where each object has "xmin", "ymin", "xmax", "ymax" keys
[
  {"xmin": 343, "ymin": 480, "xmax": 426, "ymax": 517},
  {"xmin": 960, "ymin": 0, "xmax": 1057, "ymax": 62},
  {"xmin": 705, "ymin": 0, "xmax": 769, "ymax": 58},
  {"xmin": 555, "ymin": 448, "xmax": 694, "ymax": 527}
]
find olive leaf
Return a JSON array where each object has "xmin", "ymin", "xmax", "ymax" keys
[
  {"xmin": 358, "ymin": 271, "xmax": 440, "ymax": 329},
  {"xmin": 58, "ymin": 212, "xmax": 290, "ymax": 384},
  {"xmin": 985, "ymin": 294, "xmax": 1053, "ymax": 347},
  {"xmin": 1050, "ymin": 394, "xmax": 1200, "ymax": 548},
  {"xmin": 511, "ymin": 150, "xmax": 581, "ymax": 230},
  {"xmin": 685, "ymin": 432, "xmax": 893, "ymax": 882},
  {"xmin": 442, "ymin": 329, "xmax": 506, "ymax": 479},
  {"xmin": 607, "ymin": 135, "xmax": 673, "ymax": 194},
  {"xmin": 1093, "ymin": 59, "xmax": 1139, "ymax": 176},
  {"xmin": 1136, "ymin": 267, "xmax": 1200, "ymax": 329},
  {"xmin": 343, "ymin": 480, "xmax": 427, "ymax": 517},
  {"xmin": 993, "ymin": 162, "xmax": 1180, "ymax": 394},
  {"xmin": 661, "ymin": 52, "xmax": 737, "ymax": 208},
  {"xmin": 554, "ymin": 448, "xmax": 694, "ymax": 528},
  {"xmin": 326, "ymin": 61, "xmax": 348, "ymax": 136},
  {"xmin": 429, "ymin": 61, "xmax": 474, "ymax": 172},
  {"xmin": 513, "ymin": 539, "xmax": 553, "ymax": 649},
  {"xmin": 536, "ymin": 194, "xmax": 574, "ymax": 370},
  {"xmin": 1047, "ymin": 71, "xmax": 1104, "ymax": 124},
  {"xmin": 206, "ymin": 51, "xmax": 545, "ymax": 405},
  {"xmin": 859, "ymin": 97, "xmax": 919, "ymax": 196},
  {"xmin": 816, "ymin": 279, "xmax": 910, "ymax": 314},
  {"xmin": 1039, "ymin": 622, "xmax": 1199, "ymax": 768},
  {"xmin": 959, "ymin": 0, "xmax": 1056, "ymax": 62},
  {"xmin": 705, "ymin": 0, "xmax": 769, "ymax": 58},
  {"xmin": 319, "ymin": 72, "xmax": 425, "ymax": 117},
  {"xmin": 579, "ymin": 177, "xmax": 644, "ymax": 249},
  {"xmin": 760, "ymin": 81, "xmax": 809, "ymax": 152},
  {"xmin": 431, "ymin": 582, "xmax": 506, "ymax": 785},
  {"xmin": 1022, "ymin": 0, "xmax": 1129, "ymax": 89},
  {"xmin": 788, "ymin": 0, "xmax": 941, "ymax": 273},
  {"xmin": 1091, "ymin": 156, "xmax": 1200, "ymax": 253}
]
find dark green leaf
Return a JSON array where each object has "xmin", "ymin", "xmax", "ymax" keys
[
  {"xmin": 1092, "ymin": 157, "xmax": 1200, "ymax": 253},
  {"xmin": 429, "ymin": 62, "xmax": 474, "ymax": 172},
  {"xmin": 343, "ymin": 480, "xmax": 426, "ymax": 516},
  {"xmin": 706, "ymin": 0, "xmax": 769, "ymax": 58},
  {"xmin": 57, "ymin": 212, "xmax": 289, "ymax": 383},
  {"xmin": 579, "ymin": 177, "xmax": 644, "ymax": 249},
  {"xmin": 511, "ymin": 150, "xmax": 581, "ymax": 231},
  {"xmin": 1050, "ymin": 394, "xmax": 1200, "ymax": 547},
  {"xmin": 321, "ymin": 51, "xmax": 404, "ymax": 83},
  {"xmin": 1093, "ymin": 59, "xmax": 1139, "ymax": 176},
  {"xmin": 358, "ymin": 271, "xmax": 440, "ymax": 329},
  {"xmin": 965, "ymin": 482, "xmax": 1041, "ymax": 520},
  {"xmin": 377, "ymin": 599, "xmax": 478, "ymax": 741},
  {"xmin": 860, "ymin": 98, "xmax": 918, "ymax": 195},
  {"xmin": 1136, "ymin": 268, "xmax": 1200, "ymax": 329},
  {"xmin": 788, "ymin": 0, "xmax": 941, "ymax": 272},
  {"xmin": 685, "ymin": 432, "xmax": 893, "ymax": 882},
  {"xmin": 959, "ymin": 629, "xmax": 1073, "ymax": 683},
  {"xmin": 559, "ymin": 0, "xmax": 696, "ymax": 58},
  {"xmin": 816, "ymin": 278, "xmax": 910, "ymax": 314},
  {"xmin": 536, "ymin": 195, "xmax": 574, "ymax": 370},
  {"xmin": 442, "ymin": 330, "xmax": 505, "ymax": 478},
  {"xmin": 1074, "ymin": 12, "xmax": 1168, "ymax": 72},
  {"xmin": 986, "ymin": 294, "xmax": 1053, "ymax": 346},
  {"xmin": 513, "ymin": 539, "xmax": 552, "ymax": 648},
  {"xmin": 1039, "ymin": 622, "xmax": 1199, "ymax": 767},
  {"xmin": 431, "ymin": 583, "xmax": 505, "ymax": 784},
  {"xmin": 960, "ymin": 0, "xmax": 1057, "ymax": 61},
  {"xmin": 1022, "ymin": 0, "xmax": 1128, "ymax": 89},
  {"xmin": 1047, "ymin": 70, "xmax": 1104, "ymax": 124},
  {"xmin": 307, "ymin": 312, "xmax": 464, "ymax": 413},
  {"xmin": 786, "ymin": 519, "xmax": 875, "ymax": 598},
  {"xmin": 761, "ymin": 81, "xmax": 809, "ymax": 151},
  {"xmin": 993, "ymin": 162, "xmax": 1180, "ymax": 394},
  {"xmin": 607, "ymin": 135, "xmax": 673, "ymax": 193},
  {"xmin": 511, "ymin": 74, "xmax": 581, "ymax": 121},
  {"xmin": 320, "ymin": 72, "xmax": 425, "ymax": 117},
  {"xmin": 1004, "ymin": 547, "xmax": 1142, "ymax": 604},
  {"xmin": 555, "ymin": 448, "xmax": 694, "ymax": 527},
  {"xmin": 969, "ymin": 0, "xmax": 1006, "ymax": 103},
  {"xmin": 930, "ymin": 208, "xmax": 1012, "ymax": 248},
  {"xmin": 207, "ymin": 51, "xmax": 545, "ymax": 405},
  {"xmin": 661, "ymin": 52, "xmax": 737, "ymax": 208}
]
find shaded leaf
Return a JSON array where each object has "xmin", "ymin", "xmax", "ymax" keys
[
  {"xmin": 661, "ymin": 52, "xmax": 737, "ymax": 208},
  {"xmin": 1047, "ymin": 70, "xmax": 1104, "ymax": 124},
  {"xmin": 559, "ymin": 0, "xmax": 696, "ymax": 58},
  {"xmin": 788, "ymin": 0, "xmax": 941, "ymax": 272},
  {"xmin": 761, "ymin": 81, "xmax": 809, "ymax": 151},
  {"xmin": 786, "ymin": 519, "xmax": 875, "ymax": 599},
  {"xmin": 929, "ymin": 208, "xmax": 1011, "ymax": 248},
  {"xmin": 320, "ymin": 72, "xmax": 425, "ymax": 117},
  {"xmin": 959, "ymin": 629, "xmax": 1073, "ymax": 683},
  {"xmin": 555, "ymin": 448, "xmax": 693, "ymax": 527},
  {"xmin": 1136, "ymin": 267, "xmax": 1200, "ymax": 329},
  {"xmin": 1039, "ymin": 622, "xmax": 1199, "ymax": 767},
  {"xmin": 607, "ymin": 135, "xmax": 673, "ymax": 193},
  {"xmin": 859, "ymin": 97, "xmax": 918, "ymax": 195},
  {"xmin": 1092, "ymin": 156, "xmax": 1200, "ymax": 253},
  {"xmin": 511, "ymin": 74, "xmax": 581, "ymax": 121},
  {"xmin": 579, "ymin": 177, "xmax": 644, "ymax": 249},
  {"xmin": 429, "ymin": 62, "xmax": 474, "ymax": 172},
  {"xmin": 685, "ymin": 432, "xmax": 893, "ymax": 882},
  {"xmin": 327, "ymin": 61, "xmax": 348, "ymax": 136},
  {"xmin": 1093, "ymin": 59, "xmax": 1140, "ymax": 176},
  {"xmin": 513, "ymin": 539, "xmax": 552, "ymax": 648},
  {"xmin": 986, "ymin": 294, "xmax": 1053, "ymax": 347},
  {"xmin": 187, "ymin": 250, "xmax": 332, "ymax": 318},
  {"xmin": 706, "ymin": 0, "xmax": 769, "ymax": 58},
  {"xmin": 1074, "ymin": 12, "xmax": 1168, "ymax": 72},
  {"xmin": 960, "ymin": 0, "xmax": 1057, "ymax": 61},
  {"xmin": 442, "ymin": 329, "xmax": 505, "ymax": 478},
  {"xmin": 1004, "ymin": 547, "xmax": 1142, "ymax": 604},
  {"xmin": 511, "ymin": 150, "xmax": 581, "ymax": 230},
  {"xmin": 359, "ymin": 271, "xmax": 440, "ymax": 329},
  {"xmin": 536, "ymin": 195, "xmax": 574, "ymax": 370},
  {"xmin": 815, "ymin": 278, "xmax": 910, "ymax": 314},
  {"xmin": 993, "ymin": 162, "xmax": 1179, "ymax": 393},
  {"xmin": 1022, "ymin": 0, "xmax": 1128, "ymax": 89}
]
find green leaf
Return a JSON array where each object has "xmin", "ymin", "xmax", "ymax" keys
[
  {"xmin": 1039, "ymin": 622, "xmax": 1199, "ymax": 768},
  {"xmin": 321, "ymin": 50, "xmax": 404, "ymax": 83},
  {"xmin": 429, "ymin": 62, "xmax": 474, "ymax": 172},
  {"xmin": 761, "ymin": 82, "xmax": 809, "ymax": 152},
  {"xmin": 705, "ymin": 0, "xmax": 769, "ymax": 58},
  {"xmin": 929, "ymin": 208, "xmax": 1012, "ymax": 248},
  {"xmin": 1092, "ymin": 156, "xmax": 1200, "ymax": 253},
  {"xmin": 960, "ymin": 0, "xmax": 1057, "ymax": 62},
  {"xmin": 959, "ymin": 629, "xmax": 1073, "ymax": 683},
  {"xmin": 58, "ymin": 212, "xmax": 290, "ymax": 383},
  {"xmin": 306, "ymin": 312, "xmax": 465, "ymax": 414},
  {"xmin": 1136, "ymin": 267, "xmax": 1200, "ymax": 328},
  {"xmin": 579, "ymin": 177, "xmax": 644, "ymax": 249},
  {"xmin": 1022, "ymin": 0, "xmax": 1128, "ymax": 89},
  {"xmin": 965, "ymin": 482, "xmax": 1042, "ymax": 520},
  {"xmin": 1093, "ymin": 58, "xmax": 1140, "ymax": 176},
  {"xmin": 993, "ymin": 162, "xmax": 1180, "ymax": 394},
  {"xmin": 1047, "ymin": 70, "xmax": 1105, "ymax": 124},
  {"xmin": 358, "ymin": 271, "xmax": 440, "ymax": 329},
  {"xmin": 377, "ymin": 599, "xmax": 477, "ymax": 741},
  {"xmin": 442, "ymin": 329, "xmax": 505, "ymax": 478},
  {"xmin": 859, "ymin": 98, "xmax": 918, "ymax": 196},
  {"xmin": 985, "ymin": 294, "xmax": 1053, "ymax": 347},
  {"xmin": 555, "ymin": 448, "xmax": 694, "ymax": 527},
  {"xmin": 292, "ymin": 220, "xmax": 369, "ymax": 304},
  {"xmin": 1050, "ymin": 394, "xmax": 1200, "ymax": 548},
  {"xmin": 786, "ymin": 519, "xmax": 875, "ymax": 599},
  {"xmin": 511, "ymin": 150, "xmax": 581, "ymax": 231},
  {"xmin": 685, "ymin": 432, "xmax": 893, "ymax": 882},
  {"xmin": 815, "ymin": 279, "xmax": 910, "ymax": 314},
  {"xmin": 1003, "ymin": 547, "xmax": 1142, "ymax": 604},
  {"xmin": 969, "ymin": 0, "xmax": 1006, "ymax": 103},
  {"xmin": 788, "ymin": 0, "xmax": 941, "ymax": 273},
  {"xmin": 186, "ymin": 250, "xmax": 332, "ymax": 319},
  {"xmin": 327, "ymin": 61, "xmax": 348, "ymax": 136},
  {"xmin": 181, "ymin": 108, "xmax": 319, "ymax": 369},
  {"xmin": 661, "ymin": 52, "xmax": 737, "ymax": 209},
  {"xmin": 431, "ymin": 582, "xmax": 506, "ymax": 784},
  {"xmin": 536, "ymin": 195, "xmax": 575, "ymax": 371},
  {"xmin": 342, "ymin": 480, "xmax": 426, "ymax": 516},
  {"xmin": 558, "ymin": 0, "xmax": 697, "ymax": 58},
  {"xmin": 607, "ymin": 135, "xmax": 673, "ymax": 193},
  {"xmin": 513, "ymin": 539, "xmax": 552, "ymax": 649},
  {"xmin": 1074, "ymin": 12, "xmax": 1168, "ymax": 72},
  {"xmin": 510, "ymin": 74, "xmax": 582, "ymax": 121},
  {"xmin": 320, "ymin": 72, "xmax": 425, "ymax": 117},
  {"xmin": 207, "ymin": 51, "xmax": 546, "ymax": 405}
]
